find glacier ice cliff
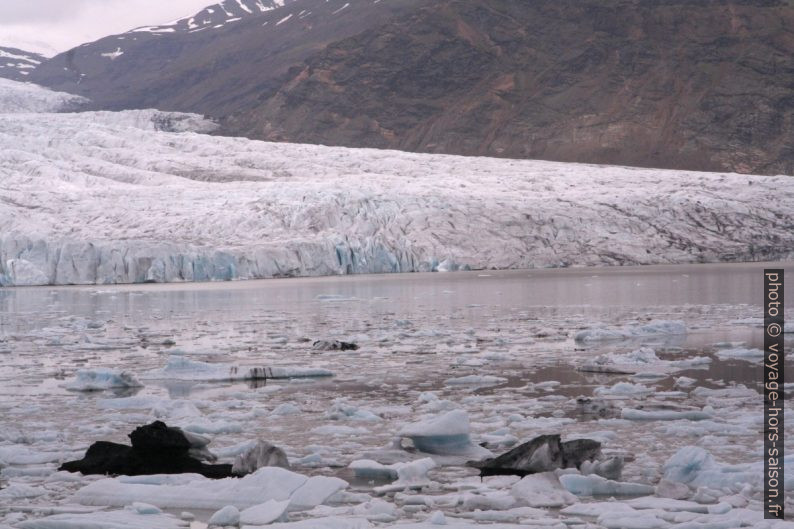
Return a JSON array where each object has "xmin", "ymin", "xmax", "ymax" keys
[{"xmin": 0, "ymin": 80, "xmax": 792, "ymax": 286}]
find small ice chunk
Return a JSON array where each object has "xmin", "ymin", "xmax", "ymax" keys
[
  {"xmin": 510, "ymin": 472, "xmax": 577, "ymax": 507},
  {"xmin": 288, "ymin": 476, "xmax": 348, "ymax": 511},
  {"xmin": 621, "ymin": 408, "xmax": 712, "ymax": 421},
  {"xmin": 208, "ymin": 505, "xmax": 239, "ymax": 526},
  {"xmin": 349, "ymin": 459, "xmax": 398, "ymax": 481},
  {"xmin": 559, "ymin": 473, "xmax": 654, "ymax": 496},
  {"xmin": 444, "ymin": 375, "xmax": 507, "ymax": 386},
  {"xmin": 594, "ymin": 382, "xmax": 653, "ymax": 396},
  {"xmin": 65, "ymin": 368, "xmax": 143, "ymax": 391},
  {"xmin": 713, "ymin": 347, "xmax": 764, "ymax": 362},
  {"xmin": 232, "ymin": 440, "xmax": 290, "ymax": 475},
  {"xmin": 239, "ymin": 499, "xmax": 289, "ymax": 525},
  {"xmin": 575, "ymin": 320, "xmax": 686, "ymax": 343},
  {"xmin": 130, "ymin": 502, "xmax": 161, "ymax": 514},
  {"xmin": 73, "ymin": 466, "xmax": 346, "ymax": 510},
  {"xmin": 16, "ymin": 510, "xmax": 184, "ymax": 529},
  {"xmin": 142, "ymin": 356, "xmax": 333, "ymax": 382},
  {"xmin": 399, "ymin": 410, "xmax": 491, "ymax": 458}
]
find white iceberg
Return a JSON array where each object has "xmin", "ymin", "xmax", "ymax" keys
[
  {"xmin": 398, "ymin": 410, "xmax": 492, "ymax": 459},
  {"xmin": 558, "ymin": 473, "xmax": 654, "ymax": 496},
  {"xmin": 64, "ymin": 368, "xmax": 144, "ymax": 391},
  {"xmin": 141, "ymin": 355, "xmax": 333, "ymax": 381},
  {"xmin": 72, "ymin": 466, "xmax": 347, "ymax": 511},
  {"xmin": 444, "ymin": 375, "xmax": 507, "ymax": 386},
  {"xmin": 621, "ymin": 408, "xmax": 712, "ymax": 421},
  {"xmin": 16, "ymin": 509, "xmax": 185, "ymax": 529},
  {"xmin": 510, "ymin": 472, "xmax": 577, "ymax": 508},
  {"xmin": 575, "ymin": 320, "xmax": 686, "ymax": 343},
  {"xmin": 713, "ymin": 346, "xmax": 765, "ymax": 362},
  {"xmin": 208, "ymin": 505, "xmax": 240, "ymax": 526},
  {"xmin": 663, "ymin": 446, "xmax": 794, "ymax": 492},
  {"xmin": 240, "ymin": 499, "xmax": 290, "ymax": 525}
]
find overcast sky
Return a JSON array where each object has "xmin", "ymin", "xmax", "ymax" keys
[{"xmin": 0, "ymin": 0, "xmax": 216, "ymax": 56}]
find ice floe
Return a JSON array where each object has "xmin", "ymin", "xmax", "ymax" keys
[
  {"xmin": 141, "ymin": 355, "xmax": 334, "ymax": 381},
  {"xmin": 64, "ymin": 368, "xmax": 143, "ymax": 391},
  {"xmin": 398, "ymin": 410, "xmax": 492, "ymax": 459},
  {"xmin": 575, "ymin": 320, "xmax": 686, "ymax": 343},
  {"xmin": 72, "ymin": 466, "xmax": 347, "ymax": 511}
]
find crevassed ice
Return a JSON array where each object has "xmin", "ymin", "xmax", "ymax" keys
[{"xmin": 2, "ymin": 79, "xmax": 793, "ymax": 286}]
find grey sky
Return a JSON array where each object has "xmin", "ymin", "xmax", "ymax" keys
[{"xmin": 0, "ymin": 0, "xmax": 216, "ymax": 56}]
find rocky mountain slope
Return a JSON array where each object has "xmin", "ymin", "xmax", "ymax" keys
[
  {"xmin": 20, "ymin": 0, "xmax": 794, "ymax": 175},
  {"xmin": 28, "ymin": 0, "xmax": 422, "ymax": 116},
  {"xmin": 0, "ymin": 46, "xmax": 45, "ymax": 81},
  {"xmin": 231, "ymin": 0, "xmax": 794, "ymax": 175}
]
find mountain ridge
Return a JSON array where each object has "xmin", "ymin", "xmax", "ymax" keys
[{"xmin": 0, "ymin": 46, "xmax": 45, "ymax": 81}]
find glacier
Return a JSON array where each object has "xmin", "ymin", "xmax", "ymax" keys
[{"xmin": 1, "ymin": 79, "xmax": 793, "ymax": 286}]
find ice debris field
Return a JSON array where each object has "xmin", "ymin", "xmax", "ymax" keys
[
  {"xmin": 1, "ymin": 79, "xmax": 794, "ymax": 286},
  {"xmin": 0, "ymin": 263, "xmax": 792, "ymax": 528}
]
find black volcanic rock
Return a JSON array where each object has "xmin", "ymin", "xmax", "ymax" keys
[{"xmin": 59, "ymin": 421, "xmax": 234, "ymax": 479}]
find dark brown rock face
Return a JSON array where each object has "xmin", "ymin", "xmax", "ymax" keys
[{"xmin": 228, "ymin": 0, "xmax": 794, "ymax": 175}]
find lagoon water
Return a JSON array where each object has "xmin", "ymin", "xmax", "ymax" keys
[{"xmin": 0, "ymin": 262, "xmax": 792, "ymax": 525}]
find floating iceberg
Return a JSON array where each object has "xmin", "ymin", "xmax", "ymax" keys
[
  {"xmin": 141, "ymin": 355, "xmax": 333, "ymax": 382},
  {"xmin": 510, "ymin": 472, "xmax": 577, "ymax": 508},
  {"xmin": 348, "ymin": 458, "xmax": 437, "ymax": 493},
  {"xmin": 444, "ymin": 375, "xmax": 507, "ymax": 386},
  {"xmin": 72, "ymin": 466, "xmax": 347, "ymax": 511},
  {"xmin": 16, "ymin": 508, "xmax": 185, "ymax": 529},
  {"xmin": 240, "ymin": 499, "xmax": 290, "ymax": 525},
  {"xmin": 575, "ymin": 321, "xmax": 686, "ymax": 343},
  {"xmin": 663, "ymin": 446, "xmax": 794, "ymax": 492},
  {"xmin": 398, "ymin": 410, "xmax": 492, "ymax": 459},
  {"xmin": 621, "ymin": 408, "xmax": 712, "ymax": 421},
  {"xmin": 713, "ymin": 346, "xmax": 765, "ymax": 362},
  {"xmin": 208, "ymin": 505, "xmax": 239, "ymax": 526},
  {"xmin": 594, "ymin": 382, "xmax": 653, "ymax": 397},
  {"xmin": 558, "ymin": 473, "xmax": 654, "ymax": 496},
  {"xmin": 64, "ymin": 368, "xmax": 144, "ymax": 391},
  {"xmin": 579, "ymin": 346, "xmax": 710, "ymax": 375}
]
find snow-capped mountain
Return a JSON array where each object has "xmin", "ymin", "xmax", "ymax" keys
[
  {"xmin": 28, "ymin": 0, "xmax": 417, "ymax": 115},
  {"xmin": 2, "ymin": 79, "xmax": 793, "ymax": 286},
  {"xmin": 0, "ymin": 46, "xmax": 45, "ymax": 82},
  {"xmin": 134, "ymin": 0, "xmax": 287, "ymax": 34}
]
